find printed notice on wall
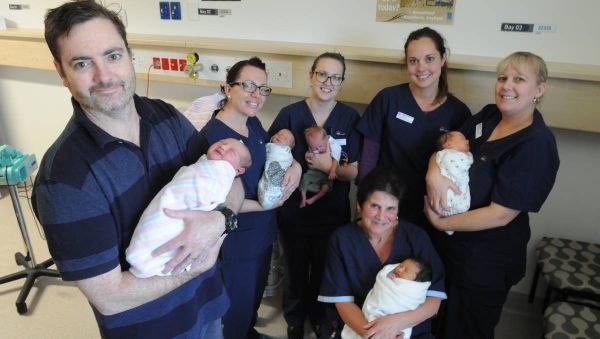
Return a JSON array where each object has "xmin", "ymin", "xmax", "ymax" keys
[{"xmin": 376, "ymin": 0, "xmax": 455, "ymax": 25}]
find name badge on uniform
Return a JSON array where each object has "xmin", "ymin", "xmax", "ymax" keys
[
  {"xmin": 396, "ymin": 112, "xmax": 414, "ymax": 124},
  {"xmin": 334, "ymin": 138, "xmax": 347, "ymax": 146},
  {"xmin": 475, "ymin": 123, "xmax": 483, "ymax": 139}
]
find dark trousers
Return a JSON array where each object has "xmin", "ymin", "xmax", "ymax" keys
[
  {"xmin": 221, "ymin": 245, "xmax": 272, "ymax": 339},
  {"xmin": 280, "ymin": 228, "xmax": 333, "ymax": 332},
  {"xmin": 438, "ymin": 283, "xmax": 509, "ymax": 339}
]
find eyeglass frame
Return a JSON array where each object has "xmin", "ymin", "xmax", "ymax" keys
[
  {"xmin": 228, "ymin": 80, "xmax": 272, "ymax": 96},
  {"xmin": 311, "ymin": 70, "xmax": 344, "ymax": 86}
]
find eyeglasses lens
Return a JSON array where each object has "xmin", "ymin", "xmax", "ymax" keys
[
  {"xmin": 241, "ymin": 81, "xmax": 257, "ymax": 93},
  {"xmin": 315, "ymin": 71, "xmax": 342, "ymax": 85},
  {"xmin": 241, "ymin": 81, "xmax": 271, "ymax": 96},
  {"xmin": 259, "ymin": 86, "xmax": 272, "ymax": 96}
]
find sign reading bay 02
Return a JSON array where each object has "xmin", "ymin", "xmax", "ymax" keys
[{"xmin": 376, "ymin": 0, "xmax": 456, "ymax": 25}]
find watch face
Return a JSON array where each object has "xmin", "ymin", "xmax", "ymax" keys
[
  {"xmin": 218, "ymin": 206, "xmax": 237, "ymax": 233},
  {"xmin": 227, "ymin": 213, "xmax": 238, "ymax": 231}
]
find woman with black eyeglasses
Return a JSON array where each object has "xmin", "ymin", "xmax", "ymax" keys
[
  {"xmin": 198, "ymin": 57, "xmax": 302, "ymax": 339},
  {"xmin": 269, "ymin": 52, "xmax": 361, "ymax": 339}
]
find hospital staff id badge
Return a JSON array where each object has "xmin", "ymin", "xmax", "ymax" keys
[
  {"xmin": 396, "ymin": 111, "xmax": 414, "ymax": 124},
  {"xmin": 475, "ymin": 122, "xmax": 483, "ymax": 139}
]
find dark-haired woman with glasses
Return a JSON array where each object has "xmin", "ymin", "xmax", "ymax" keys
[
  {"xmin": 357, "ymin": 27, "xmax": 471, "ymax": 232},
  {"xmin": 269, "ymin": 52, "xmax": 361, "ymax": 339},
  {"xmin": 198, "ymin": 57, "xmax": 302, "ymax": 339}
]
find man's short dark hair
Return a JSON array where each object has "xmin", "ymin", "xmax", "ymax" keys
[{"xmin": 45, "ymin": 0, "xmax": 129, "ymax": 65}]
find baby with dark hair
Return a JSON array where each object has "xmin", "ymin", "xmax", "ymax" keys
[
  {"xmin": 342, "ymin": 257, "xmax": 433, "ymax": 339},
  {"xmin": 386, "ymin": 257, "xmax": 432, "ymax": 282}
]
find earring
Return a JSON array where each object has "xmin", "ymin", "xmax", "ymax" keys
[
  {"xmin": 396, "ymin": 215, "xmax": 399, "ymax": 220},
  {"xmin": 533, "ymin": 97, "xmax": 539, "ymax": 104},
  {"xmin": 227, "ymin": 94, "xmax": 231, "ymax": 99}
]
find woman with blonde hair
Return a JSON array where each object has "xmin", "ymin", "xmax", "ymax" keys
[{"xmin": 425, "ymin": 51, "xmax": 560, "ymax": 338}]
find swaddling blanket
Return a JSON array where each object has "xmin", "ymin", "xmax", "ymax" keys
[
  {"xmin": 436, "ymin": 149, "xmax": 473, "ymax": 218},
  {"xmin": 258, "ymin": 142, "xmax": 293, "ymax": 209},
  {"xmin": 126, "ymin": 155, "xmax": 235, "ymax": 278},
  {"xmin": 341, "ymin": 264, "xmax": 431, "ymax": 339}
]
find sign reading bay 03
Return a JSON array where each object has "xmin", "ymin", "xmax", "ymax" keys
[{"xmin": 376, "ymin": 0, "xmax": 456, "ymax": 25}]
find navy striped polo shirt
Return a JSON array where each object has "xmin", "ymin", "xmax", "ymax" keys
[{"xmin": 32, "ymin": 95, "xmax": 228, "ymax": 338}]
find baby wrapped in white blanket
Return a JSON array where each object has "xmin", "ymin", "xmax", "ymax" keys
[
  {"xmin": 342, "ymin": 260, "xmax": 431, "ymax": 339},
  {"xmin": 435, "ymin": 131, "xmax": 473, "ymax": 235},
  {"xmin": 126, "ymin": 139, "xmax": 251, "ymax": 278},
  {"xmin": 258, "ymin": 129, "xmax": 295, "ymax": 209}
]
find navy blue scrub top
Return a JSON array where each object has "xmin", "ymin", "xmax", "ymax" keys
[
  {"xmin": 438, "ymin": 104, "xmax": 560, "ymax": 291},
  {"xmin": 199, "ymin": 116, "xmax": 277, "ymax": 259},
  {"xmin": 319, "ymin": 221, "xmax": 447, "ymax": 336},
  {"xmin": 356, "ymin": 84, "xmax": 471, "ymax": 221},
  {"xmin": 269, "ymin": 100, "xmax": 361, "ymax": 234}
]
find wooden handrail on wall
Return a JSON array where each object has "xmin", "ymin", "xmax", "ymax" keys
[{"xmin": 1, "ymin": 29, "xmax": 599, "ymax": 133}]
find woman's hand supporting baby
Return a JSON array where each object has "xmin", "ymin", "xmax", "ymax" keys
[
  {"xmin": 425, "ymin": 154, "xmax": 460, "ymax": 215},
  {"xmin": 281, "ymin": 160, "xmax": 302, "ymax": 201}
]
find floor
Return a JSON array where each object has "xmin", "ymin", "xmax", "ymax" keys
[{"xmin": 0, "ymin": 185, "xmax": 543, "ymax": 338}]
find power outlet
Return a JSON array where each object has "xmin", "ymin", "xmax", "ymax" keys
[
  {"xmin": 131, "ymin": 49, "xmax": 294, "ymax": 89},
  {"xmin": 132, "ymin": 50, "xmax": 192, "ymax": 76},
  {"xmin": 267, "ymin": 61, "xmax": 293, "ymax": 88},
  {"xmin": 132, "ymin": 53, "xmax": 152, "ymax": 70}
]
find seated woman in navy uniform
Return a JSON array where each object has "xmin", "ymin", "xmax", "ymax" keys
[
  {"xmin": 319, "ymin": 167, "xmax": 446, "ymax": 338},
  {"xmin": 424, "ymin": 51, "xmax": 560, "ymax": 339}
]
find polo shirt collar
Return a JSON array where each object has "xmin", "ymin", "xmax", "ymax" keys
[
  {"xmin": 532, "ymin": 108, "xmax": 545, "ymax": 128},
  {"xmin": 71, "ymin": 94, "xmax": 149, "ymax": 149}
]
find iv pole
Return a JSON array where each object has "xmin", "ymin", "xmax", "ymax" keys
[{"xmin": 0, "ymin": 184, "xmax": 60, "ymax": 314}]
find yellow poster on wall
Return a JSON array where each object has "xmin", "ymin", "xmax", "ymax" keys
[{"xmin": 376, "ymin": 0, "xmax": 455, "ymax": 25}]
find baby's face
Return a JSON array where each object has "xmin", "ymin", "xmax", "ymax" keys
[
  {"xmin": 387, "ymin": 259, "xmax": 421, "ymax": 281},
  {"xmin": 307, "ymin": 134, "xmax": 327, "ymax": 154},
  {"xmin": 445, "ymin": 131, "xmax": 470, "ymax": 152},
  {"xmin": 271, "ymin": 129, "xmax": 295, "ymax": 147},
  {"xmin": 207, "ymin": 138, "xmax": 250, "ymax": 174}
]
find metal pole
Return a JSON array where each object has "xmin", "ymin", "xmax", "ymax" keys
[{"xmin": 8, "ymin": 185, "xmax": 37, "ymax": 266}]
